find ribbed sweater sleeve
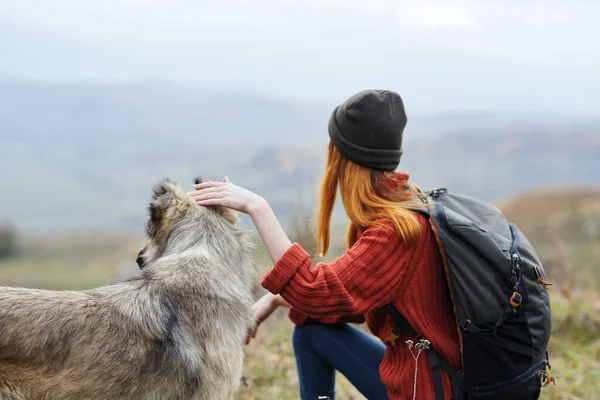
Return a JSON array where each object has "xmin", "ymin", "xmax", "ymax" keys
[{"xmin": 261, "ymin": 220, "xmax": 414, "ymax": 320}]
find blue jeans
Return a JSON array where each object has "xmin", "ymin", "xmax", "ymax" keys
[{"xmin": 292, "ymin": 320, "xmax": 389, "ymax": 400}]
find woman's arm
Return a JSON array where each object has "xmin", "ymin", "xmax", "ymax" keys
[
  {"xmin": 244, "ymin": 292, "xmax": 289, "ymax": 344},
  {"xmin": 248, "ymin": 199, "xmax": 294, "ymax": 265},
  {"xmin": 272, "ymin": 293, "xmax": 290, "ymax": 307},
  {"xmin": 261, "ymin": 220, "xmax": 413, "ymax": 320},
  {"xmin": 255, "ymin": 292, "xmax": 291, "ymax": 313}
]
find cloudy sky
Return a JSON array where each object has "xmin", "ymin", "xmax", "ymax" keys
[{"xmin": 0, "ymin": 0, "xmax": 598, "ymax": 113}]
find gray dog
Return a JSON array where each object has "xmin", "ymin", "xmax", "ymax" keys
[{"xmin": 0, "ymin": 178, "xmax": 257, "ymax": 400}]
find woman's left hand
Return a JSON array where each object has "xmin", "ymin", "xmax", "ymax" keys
[
  {"xmin": 244, "ymin": 293, "xmax": 283, "ymax": 345},
  {"xmin": 188, "ymin": 177, "xmax": 265, "ymax": 215}
]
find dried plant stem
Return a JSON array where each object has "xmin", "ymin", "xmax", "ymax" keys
[{"xmin": 406, "ymin": 339, "xmax": 431, "ymax": 400}]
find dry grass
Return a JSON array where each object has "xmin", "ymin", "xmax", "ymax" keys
[
  {"xmin": 543, "ymin": 290, "xmax": 600, "ymax": 400},
  {"xmin": 497, "ymin": 188, "xmax": 600, "ymax": 290},
  {"xmin": 238, "ymin": 306, "xmax": 365, "ymax": 400},
  {"xmin": 236, "ymin": 245, "xmax": 600, "ymax": 400}
]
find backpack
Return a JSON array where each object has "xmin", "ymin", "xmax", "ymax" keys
[{"xmin": 383, "ymin": 188, "xmax": 554, "ymax": 400}]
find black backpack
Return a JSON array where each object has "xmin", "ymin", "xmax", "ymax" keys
[{"xmin": 383, "ymin": 188, "xmax": 554, "ymax": 400}]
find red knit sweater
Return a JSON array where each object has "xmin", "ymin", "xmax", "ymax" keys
[{"xmin": 261, "ymin": 214, "xmax": 462, "ymax": 400}]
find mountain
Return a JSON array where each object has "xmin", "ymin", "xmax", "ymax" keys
[
  {"xmin": 0, "ymin": 81, "xmax": 332, "ymax": 148},
  {"xmin": 1, "ymin": 82, "xmax": 599, "ymax": 233},
  {"xmin": 402, "ymin": 130, "xmax": 600, "ymax": 199}
]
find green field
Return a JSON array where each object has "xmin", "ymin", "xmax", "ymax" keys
[{"xmin": 0, "ymin": 232, "xmax": 143, "ymax": 289}]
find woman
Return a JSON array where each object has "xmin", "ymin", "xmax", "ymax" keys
[{"xmin": 189, "ymin": 90, "xmax": 461, "ymax": 400}]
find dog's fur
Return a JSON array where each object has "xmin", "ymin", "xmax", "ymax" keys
[{"xmin": 0, "ymin": 178, "xmax": 257, "ymax": 400}]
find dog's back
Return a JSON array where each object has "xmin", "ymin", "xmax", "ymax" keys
[
  {"xmin": 0, "ymin": 282, "xmax": 203, "ymax": 399},
  {"xmin": 0, "ymin": 258, "xmax": 254, "ymax": 399},
  {"xmin": 0, "ymin": 179, "xmax": 256, "ymax": 400}
]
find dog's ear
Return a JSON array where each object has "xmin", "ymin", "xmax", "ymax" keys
[
  {"xmin": 152, "ymin": 178, "xmax": 174, "ymax": 200},
  {"xmin": 136, "ymin": 248, "xmax": 147, "ymax": 269},
  {"xmin": 148, "ymin": 202, "xmax": 163, "ymax": 224},
  {"xmin": 193, "ymin": 176, "xmax": 229, "ymax": 186},
  {"xmin": 146, "ymin": 201, "xmax": 164, "ymax": 238}
]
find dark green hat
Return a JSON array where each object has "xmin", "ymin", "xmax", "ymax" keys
[{"xmin": 328, "ymin": 89, "xmax": 407, "ymax": 171}]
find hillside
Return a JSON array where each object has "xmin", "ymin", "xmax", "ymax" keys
[
  {"xmin": 498, "ymin": 188, "xmax": 600, "ymax": 290},
  {"xmin": 1, "ymin": 82, "xmax": 599, "ymax": 233}
]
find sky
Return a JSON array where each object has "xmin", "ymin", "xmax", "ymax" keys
[{"xmin": 0, "ymin": 0, "xmax": 599, "ymax": 113}]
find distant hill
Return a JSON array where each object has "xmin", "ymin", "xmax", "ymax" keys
[
  {"xmin": 497, "ymin": 188, "xmax": 600, "ymax": 289},
  {"xmin": 0, "ymin": 81, "xmax": 333, "ymax": 148},
  {"xmin": 1, "ymin": 82, "xmax": 599, "ymax": 233},
  {"xmin": 497, "ymin": 188, "xmax": 600, "ymax": 236}
]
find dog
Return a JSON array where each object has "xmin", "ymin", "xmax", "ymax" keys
[{"xmin": 0, "ymin": 178, "xmax": 257, "ymax": 399}]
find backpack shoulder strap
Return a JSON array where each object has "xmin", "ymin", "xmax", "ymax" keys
[
  {"xmin": 384, "ymin": 303, "xmax": 418, "ymax": 338},
  {"xmin": 383, "ymin": 303, "xmax": 465, "ymax": 400}
]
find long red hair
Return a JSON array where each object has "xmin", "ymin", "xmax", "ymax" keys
[{"xmin": 317, "ymin": 141, "xmax": 424, "ymax": 257}]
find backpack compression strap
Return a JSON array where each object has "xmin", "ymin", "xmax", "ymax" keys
[{"xmin": 383, "ymin": 304, "xmax": 465, "ymax": 400}]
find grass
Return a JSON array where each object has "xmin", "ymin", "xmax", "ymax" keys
[
  {"xmin": 1, "ymin": 235, "xmax": 599, "ymax": 399},
  {"xmin": 238, "ymin": 306, "xmax": 364, "ymax": 400},
  {"xmin": 239, "ymin": 246, "xmax": 600, "ymax": 400},
  {"xmin": 542, "ymin": 291, "xmax": 600, "ymax": 400},
  {"xmin": 237, "ymin": 293, "xmax": 600, "ymax": 400},
  {"xmin": 0, "ymin": 232, "xmax": 142, "ymax": 289}
]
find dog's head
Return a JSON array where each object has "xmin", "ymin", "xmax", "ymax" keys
[{"xmin": 136, "ymin": 177, "xmax": 239, "ymax": 269}]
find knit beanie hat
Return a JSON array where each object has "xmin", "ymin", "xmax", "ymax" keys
[{"xmin": 328, "ymin": 89, "xmax": 407, "ymax": 171}]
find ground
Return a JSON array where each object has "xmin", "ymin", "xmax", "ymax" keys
[{"xmin": 235, "ymin": 247, "xmax": 600, "ymax": 400}]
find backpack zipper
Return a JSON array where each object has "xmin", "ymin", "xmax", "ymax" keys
[
  {"xmin": 534, "ymin": 265, "xmax": 553, "ymax": 288},
  {"xmin": 430, "ymin": 188, "xmax": 448, "ymax": 199},
  {"xmin": 433, "ymin": 200, "xmax": 455, "ymax": 236}
]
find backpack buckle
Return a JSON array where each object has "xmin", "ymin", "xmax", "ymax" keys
[
  {"xmin": 510, "ymin": 292, "xmax": 523, "ymax": 308},
  {"xmin": 540, "ymin": 370, "xmax": 558, "ymax": 387},
  {"xmin": 462, "ymin": 319, "xmax": 472, "ymax": 331},
  {"xmin": 385, "ymin": 331, "xmax": 400, "ymax": 347}
]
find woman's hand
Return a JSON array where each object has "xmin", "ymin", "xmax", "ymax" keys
[
  {"xmin": 188, "ymin": 177, "xmax": 265, "ymax": 215},
  {"xmin": 245, "ymin": 293, "xmax": 289, "ymax": 345},
  {"xmin": 189, "ymin": 176, "xmax": 293, "ymax": 265}
]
